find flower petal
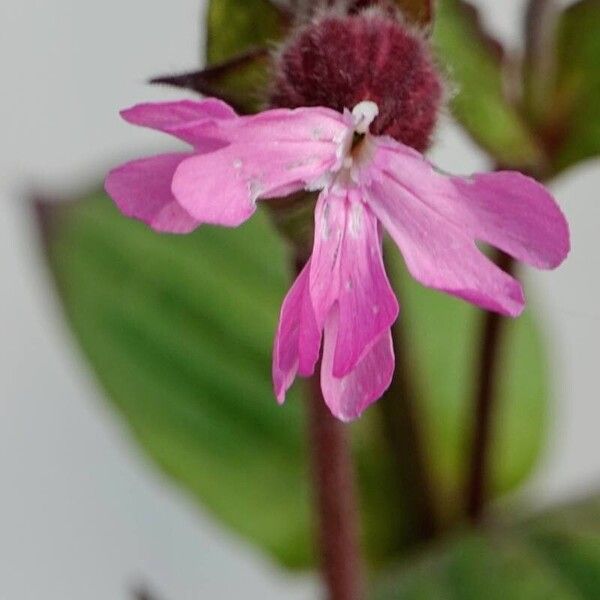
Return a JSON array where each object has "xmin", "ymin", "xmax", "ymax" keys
[
  {"xmin": 321, "ymin": 309, "xmax": 394, "ymax": 422},
  {"xmin": 308, "ymin": 190, "xmax": 346, "ymax": 329},
  {"xmin": 122, "ymin": 99, "xmax": 348, "ymax": 155},
  {"xmin": 310, "ymin": 188, "xmax": 399, "ymax": 377},
  {"xmin": 369, "ymin": 138, "xmax": 569, "ymax": 268},
  {"xmin": 172, "ymin": 108, "xmax": 347, "ymax": 226},
  {"xmin": 450, "ymin": 171, "xmax": 570, "ymax": 269},
  {"xmin": 105, "ymin": 153, "xmax": 199, "ymax": 233},
  {"xmin": 120, "ymin": 99, "xmax": 237, "ymax": 148},
  {"xmin": 273, "ymin": 260, "xmax": 321, "ymax": 403},
  {"xmin": 210, "ymin": 106, "xmax": 348, "ymax": 147},
  {"xmin": 367, "ymin": 144, "xmax": 525, "ymax": 316}
]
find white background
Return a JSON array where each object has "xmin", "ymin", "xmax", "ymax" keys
[{"xmin": 1, "ymin": 1, "xmax": 598, "ymax": 598}]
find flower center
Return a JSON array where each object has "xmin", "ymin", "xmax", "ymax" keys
[{"xmin": 328, "ymin": 101, "xmax": 379, "ymax": 189}]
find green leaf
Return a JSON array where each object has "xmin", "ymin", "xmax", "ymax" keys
[
  {"xmin": 433, "ymin": 0, "xmax": 544, "ymax": 169},
  {"xmin": 206, "ymin": 0, "xmax": 282, "ymax": 65},
  {"xmin": 204, "ymin": 0, "xmax": 284, "ymax": 112},
  {"xmin": 374, "ymin": 494, "xmax": 600, "ymax": 599},
  {"xmin": 38, "ymin": 191, "xmax": 410, "ymax": 569},
  {"xmin": 545, "ymin": 0, "xmax": 600, "ymax": 172},
  {"xmin": 386, "ymin": 250, "xmax": 549, "ymax": 524},
  {"xmin": 525, "ymin": 496, "xmax": 600, "ymax": 598},
  {"xmin": 39, "ymin": 187, "xmax": 552, "ymax": 568}
]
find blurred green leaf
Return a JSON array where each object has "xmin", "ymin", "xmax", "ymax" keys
[
  {"xmin": 545, "ymin": 0, "xmax": 600, "ymax": 173},
  {"xmin": 204, "ymin": 0, "xmax": 284, "ymax": 112},
  {"xmin": 206, "ymin": 0, "xmax": 281, "ymax": 64},
  {"xmin": 39, "ymin": 187, "xmax": 552, "ymax": 568},
  {"xmin": 433, "ymin": 0, "xmax": 543, "ymax": 169},
  {"xmin": 386, "ymin": 250, "xmax": 549, "ymax": 523},
  {"xmin": 39, "ymin": 192, "xmax": 410, "ymax": 569},
  {"xmin": 525, "ymin": 496, "xmax": 600, "ymax": 598},
  {"xmin": 374, "ymin": 494, "xmax": 600, "ymax": 599}
]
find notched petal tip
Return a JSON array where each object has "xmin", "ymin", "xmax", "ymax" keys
[
  {"xmin": 453, "ymin": 170, "xmax": 572, "ymax": 271},
  {"xmin": 273, "ymin": 374, "xmax": 291, "ymax": 406},
  {"xmin": 119, "ymin": 104, "xmax": 142, "ymax": 123},
  {"xmin": 365, "ymin": 138, "xmax": 565, "ymax": 317},
  {"xmin": 272, "ymin": 260, "xmax": 321, "ymax": 408},
  {"xmin": 104, "ymin": 153, "xmax": 199, "ymax": 234},
  {"xmin": 118, "ymin": 99, "xmax": 239, "ymax": 151},
  {"xmin": 105, "ymin": 153, "xmax": 200, "ymax": 234},
  {"xmin": 321, "ymin": 314, "xmax": 395, "ymax": 422},
  {"xmin": 466, "ymin": 280, "xmax": 526, "ymax": 318},
  {"xmin": 329, "ymin": 409, "xmax": 356, "ymax": 424},
  {"xmin": 118, "ymin": 102, "xmax": 175, "ymax": 126}
]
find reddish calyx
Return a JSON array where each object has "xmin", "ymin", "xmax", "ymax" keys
[{"xmin": 270, "ymin": 9, "xmax": 443, "ymax": 152}]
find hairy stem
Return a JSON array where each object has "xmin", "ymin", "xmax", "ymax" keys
[
  {"xmin": 306, "ymin": 372, "xmax": 366, "ymax": 600},
  {"xmin": 466, "ymin": 250, "xmax": 516, "ymax": 523}
]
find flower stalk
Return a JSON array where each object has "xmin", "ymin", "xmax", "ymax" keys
[
  {"xmin": 296, "ymin": 255, "xmax": 366, "ymax": 600},
  {"xmin": 306, "ymin": 362, "xmax": 366, "ymax": 600}
]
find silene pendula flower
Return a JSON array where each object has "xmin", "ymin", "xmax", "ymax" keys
[{"xmin": 105, "ymin": 9, "xmax": 570, "ymax": 421}]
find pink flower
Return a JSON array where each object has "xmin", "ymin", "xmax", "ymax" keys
[{"xmin": 106, "ymin": 98, "xmax": 569, "ymax": 421}]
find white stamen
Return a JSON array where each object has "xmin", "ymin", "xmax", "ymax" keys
[{"xmin": 352, "ymin": 101, "xmax": 379, "ymax": 134}]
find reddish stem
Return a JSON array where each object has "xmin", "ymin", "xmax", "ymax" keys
[
  {"xmin": 306, "ymin": 370, "xmax": 366, "ymax": 600},
  {"xmin": 296, "ymin": 248, "xmax": 365, "ymax": 600}
]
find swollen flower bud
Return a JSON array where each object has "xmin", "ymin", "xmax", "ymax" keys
[{"xmin": 270, "ymin": 10, "xmax": 443, "ymax": 151}]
